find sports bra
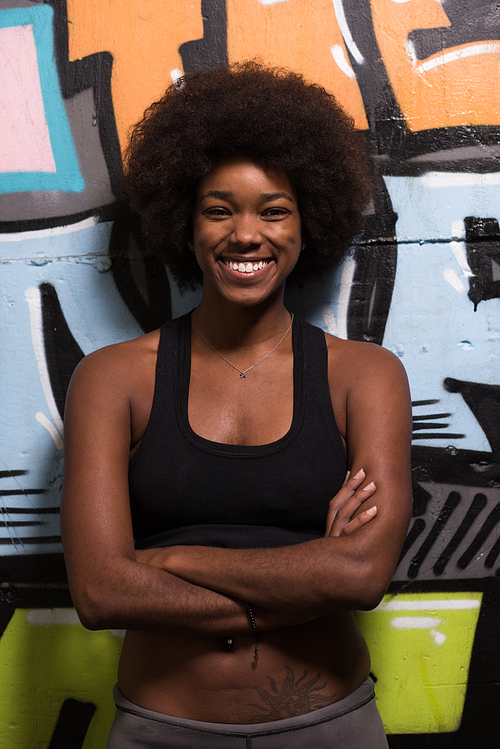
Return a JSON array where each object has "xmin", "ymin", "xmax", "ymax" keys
[{"xmin": 129, "ymin": 313, "xmax": 347, "ymax": 549}]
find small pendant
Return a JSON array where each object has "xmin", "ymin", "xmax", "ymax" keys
[
  {"xmin": 240, "ymin": 372, "xmax": 246, "ymax": 378},
  {"xmin": 226, "ymin": 636, "xmax": 234, "ymax": 651}
]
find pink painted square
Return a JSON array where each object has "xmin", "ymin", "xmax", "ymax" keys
[{"xmin": 0, "ymin": 24, "xmax": 56, "ymax": 173}]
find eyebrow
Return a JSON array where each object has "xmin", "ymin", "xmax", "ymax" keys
[
  {"xmin": 200, "ymin": 190, "xmax": 232, "ymax": 200},
  {"xmin": 199, "ymin": 190, "xmax": 295, "ymax": 204},
  {"xmin": 260, "ymin": 192, "xmax": 295, "ymax": 204}
]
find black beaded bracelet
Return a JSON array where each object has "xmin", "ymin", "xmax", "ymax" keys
[{"xmin": 246, "ymin": 602, "xmax": 259, "ymax": 664}]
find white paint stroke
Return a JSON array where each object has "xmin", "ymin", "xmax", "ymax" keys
[
  {"xmin": 322, "ymin": 306, "xmax": 338, "ymax": 336},
  {"xmin": 417, "ymin": 43, "xmax": 500, "ymax": 74},
  {"xmin": 444, "ymin": 267, "xmax": 468, "ymax": 292},
  {"xmin": 0, "ymin": 216, "xmax": 97, "ymax": 243},
  {"xmin": 431, "ymin": 629, "xmax": 447, "ymax": 645},
  {"xmin": 170, "ymin": 68, "xmax": 184, "ymax": 87},
  {"xmin": 36, "ymin": 412, "xmax": 63, "ymax": 450},
  {"xmin": 405, "ymin": 38, "xmax": 417, "ymax": 65},
  {"xmin": 337, "ymin": 258, "xmax": 355, "ymax": 340},
  {"xmin": 331, "ymin": 45, "xmax": 356, "ymax": 78},
  {"xmin": 260, "ymin": 0, "xmax": 291, "ymax": 4},
  {"xmin": 332, "ymin": 0, "xmax": 364, "ymax": 65},
  {"xmin": 25, "ymin": 286, "xmax": 64, "ymax": 438},
  {"xmin": 421, "ymin": 172, "xmax": 500, "ymax": 188},
  {"xmin": 391, "ymin": 616, "xmax": 441, "ymax": 629},
  {"xmin": 380, "ymin": 598, "xmax": 480, "ymax": 611},
  {"xmin": 451, "ymin": 220, "xmax": 465, "ymax": 241},
  {"xmin": 27, "ymin": 608, "xmax": 81, "ymax": 625},
  {"xmin": 444, "ymin": 267, "xmax": 466, "ymax": 292},
  {"xmin": 451, "ymin": 240, "xmax": 473, "ymax": 277}
]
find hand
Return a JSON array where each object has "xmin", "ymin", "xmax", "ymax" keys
[{"xmin": 324, "ymin": 469, "xmax": 377, "ymax": 538}]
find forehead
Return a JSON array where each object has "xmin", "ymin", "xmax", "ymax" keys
[{"xmin": 197, "ymin": 159, "xmax": 296, "ymax": 201}]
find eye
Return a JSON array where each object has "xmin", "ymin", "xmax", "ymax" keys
[
  {"xmin": 262, "ymin": 207, "xmax": 290, "ymax": 219},
  {"xmin": 204, "ymin": 207, "xmax": 231, "ymax": 217}
]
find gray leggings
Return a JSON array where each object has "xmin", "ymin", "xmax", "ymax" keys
[{"xmin": 107, "ymin": 678, "xmax": 388, "ymax": 748}]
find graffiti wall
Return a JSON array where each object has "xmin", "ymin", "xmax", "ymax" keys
[{"xmin": 0, "ymin": 0, "xmax": 498, "ymax": 746}]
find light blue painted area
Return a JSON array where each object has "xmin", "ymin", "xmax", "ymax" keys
[
  {"xmin": 0, "ymin": 6, "xmax": 84, "ymax": 195},
  {"xmin": 383, "ymin": 173, "xmax": 500, "ymax": 452},
  {"xmin": 0, "ymin": 221, "xmax": 143, "ymax": 555},
  {"xmin": 384, "ymin": 172, "xmax": 500, "ymax": 242},
  {"xmin": 4, "ymin": 217, "xmax": 109, "ymax": 264}
]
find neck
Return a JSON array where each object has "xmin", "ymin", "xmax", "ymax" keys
[{"xmin": 192, "ymin": 292, "xmax": 291, "ymax": 350}]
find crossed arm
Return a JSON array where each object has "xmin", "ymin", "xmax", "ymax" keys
[{"xmin": 61, "ymin": 339, "xmax": 412, "ymax": 636}]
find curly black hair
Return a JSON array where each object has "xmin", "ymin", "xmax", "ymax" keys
[{"xmin": 123, "ymin": 61, "xmax": 372, "ymax": 289}]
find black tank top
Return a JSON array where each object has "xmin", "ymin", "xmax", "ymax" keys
[{"xmin": 129, "ymin": 313, "xmax": 347, "ymax": 549}]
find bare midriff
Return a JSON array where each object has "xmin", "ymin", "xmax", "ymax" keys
[{"xmin": 117, "ymin": 612, "xmax": 370, "ymax": 724}]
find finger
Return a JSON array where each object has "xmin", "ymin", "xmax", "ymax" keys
[
  {"xmin": 341, "ymin": 505, "xmax": 377, "ymax": 536},
  {"xmin": 324, "ymin": 470, "xmax": 370, "ymax": 536},
  {"xmin": 328, "ymin": 480, "xmax": 375, "ymax": 526},
  {"xmin": 345, "ymin": 468, "xmax": 365, "ymax": 491},
  {"xmin": 342, "ymin": 470, "xmax": 351, "ymax": 487},
  {"xmin": 324, "ymin": 470, "xmax": 365, "ymax": 535},
  {"xmin": 326, "ymin": 481, "xmax": 376, "ymax": 537},
  {"xmin": 326, "ymin": 469, "xmax": 365, "ymax": 524}
]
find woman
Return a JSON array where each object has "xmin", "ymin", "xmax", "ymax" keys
[{"xmin": 61, "ymin": 63, "xmax": 412, "ymax": 748}]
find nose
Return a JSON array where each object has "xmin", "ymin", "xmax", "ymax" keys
[{"xmin": 231, "ymin": 214, "xmax": 262, "ymax": 248}]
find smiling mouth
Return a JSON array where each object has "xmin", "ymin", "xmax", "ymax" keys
[{"xmin": 223, "ymin": 260, "xmax": 271, "ymax": 273}]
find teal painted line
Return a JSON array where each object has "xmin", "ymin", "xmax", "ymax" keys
[{"xmin": 0, "ymin": 6, "xmax": 85, "ymax": 194}]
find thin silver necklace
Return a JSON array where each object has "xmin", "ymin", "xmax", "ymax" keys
[{"xmin": 191, "ymin": 313, "xmax": 294, "ymax": 379}]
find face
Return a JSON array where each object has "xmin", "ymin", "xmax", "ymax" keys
[{"xmin": 192, "ymin": 159, "xmax": 302, "ymax": 307}]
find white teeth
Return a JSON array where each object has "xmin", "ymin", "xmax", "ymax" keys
[{"xmin": 225, "ymin": 260, "xmax": 269, "ymax": 272}]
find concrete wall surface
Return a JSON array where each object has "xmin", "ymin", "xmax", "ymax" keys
[{"xmin": 0, "ymin": 0, "xmax": 499, "ymax": 746}]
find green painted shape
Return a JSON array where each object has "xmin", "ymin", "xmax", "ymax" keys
[
  {"xmin": 0, "ymin": 609, "xmax": 121, "ymax": 748},
  {"xmin": 0, "ymin": 593, "xmax": 484, "ymax": 744},
  {"xmin": 356, "ymin": 591, "xmax": 483, "ymax": 734}
]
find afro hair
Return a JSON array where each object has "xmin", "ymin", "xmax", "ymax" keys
[{"xmin": 123, "ymin": 61, "xmax": 372, "ymax": 289}]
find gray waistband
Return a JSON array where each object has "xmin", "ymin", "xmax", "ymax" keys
[{"xmin": 113, "ymin": 678, "xmax": 375, "ymax": 738}]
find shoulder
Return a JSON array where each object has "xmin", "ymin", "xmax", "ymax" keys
[
  {"xmin": 67, "ymin": 329, "xmax": 161, "ymax": 407},
  {"xmin": 322, "ymin": 332, "xmax": 411, "ymax": 439},
  {"xmin": 325, "ymin": 332, "xmax": 409, "ymax": 390}
]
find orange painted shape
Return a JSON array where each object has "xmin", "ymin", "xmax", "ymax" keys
[
  {"xmin": 227, "ymin": 0, "xmax": 368, "ymax": 130},
  {"xmin": 371, "ymin": 0, "xmax": 500, "ymax": 130},
  {"xmin": 66, "ymin": 0, "xmax": 204, "ymax": 150}
]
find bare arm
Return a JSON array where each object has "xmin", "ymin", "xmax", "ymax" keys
[
  {"xmin": 61, "ymin": 342, "xmax": 315, "ymax": 635},
  {"xmin": 134, "ymin": 344, "xmax": 413, "ymax": 615}
]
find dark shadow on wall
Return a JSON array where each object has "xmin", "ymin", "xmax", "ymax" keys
[
  {"xmin": 109, "ymin": 206, "xmax": 172, "ymax": 332},
  {"xmin": 340, "ymin": 0, "xmax": 500, "ymax": 170},
  {"xmin": 48, "ymin": 699, "xmax": 96, "ymax": 749},
  {"xmin": 347, "ymin": 169, "xmax": 398, "ymax": 345},
  {"xmin": 408, "ymin": 0, "xmax": 500, "ymax": 60},
  {"xmin": 179, "ymin": 0, "xmax": 228, "ymax": 72},
  {"xmin": 40, "ymin": 284, "xmax": 84, "ymax": 420}
]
